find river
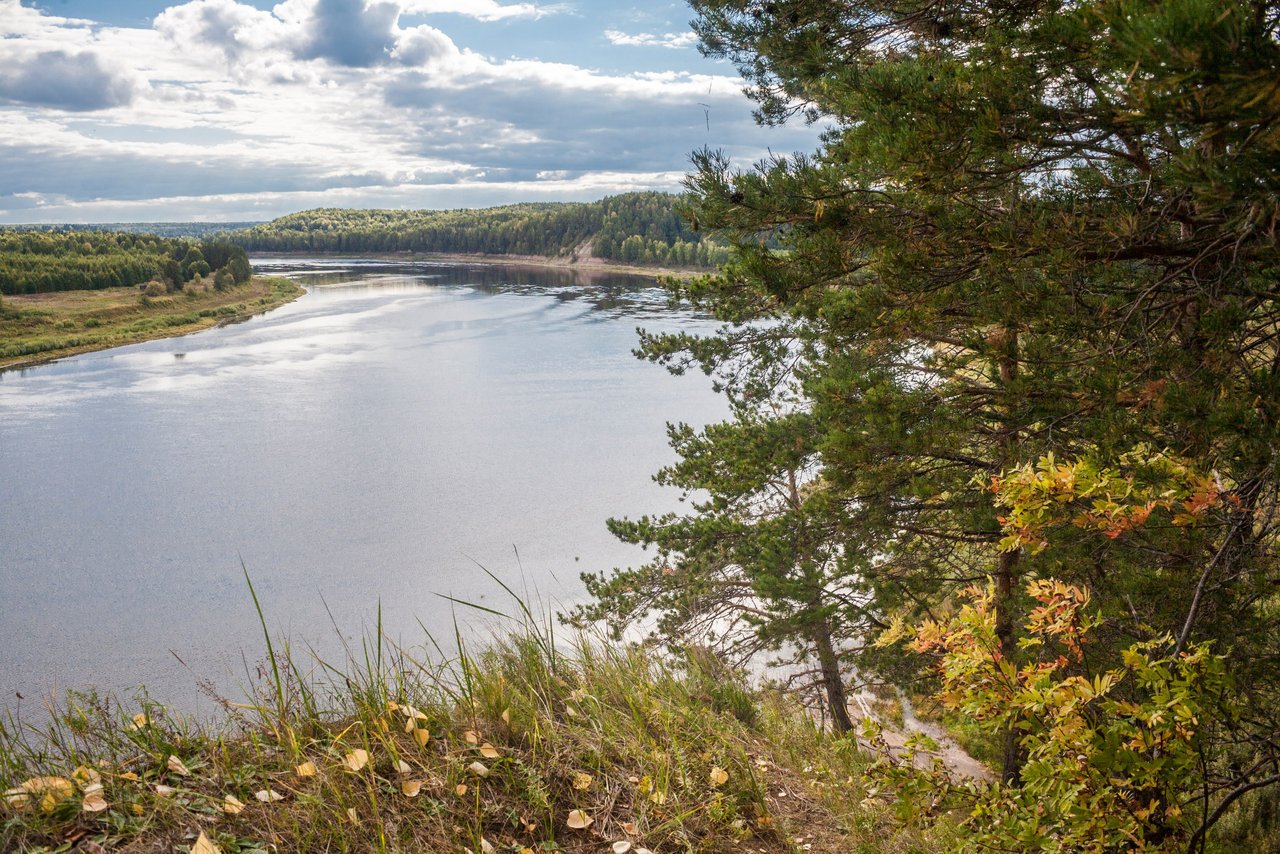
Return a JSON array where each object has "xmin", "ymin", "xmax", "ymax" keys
[{"xmin": 0, "ymin": 259, "xmax": 724, "ymax": 718}]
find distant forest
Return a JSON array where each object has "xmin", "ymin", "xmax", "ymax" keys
[
  {"xmin": 8, "ymin": 222, "xmax": 262, "ymax": 239},
  {"xmin": 0, "ymin": 231, "xmax": 253, "ymax": 295},
  {"xmin": 232, "ymin": 192, "xmax": 730, "ymax": 268}
]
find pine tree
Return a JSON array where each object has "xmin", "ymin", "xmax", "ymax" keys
[{"xmin": 584, "ymin": 0, "xmax": 1280, "ymax": 819}]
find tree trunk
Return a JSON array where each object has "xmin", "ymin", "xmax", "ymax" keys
[
  {"xmin": 994, "ymin": 326, "xmax": 1025, "ymax": 783},
  {"xmin": 811, "ymin": 617, "xmax": 855, "ymax": 734}
]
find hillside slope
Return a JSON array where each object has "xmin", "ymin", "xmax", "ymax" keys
[{"xmin": 231, "ymin": 192, "xmax": 730, "ymax": 269}]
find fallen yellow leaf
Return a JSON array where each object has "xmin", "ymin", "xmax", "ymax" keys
[
  {"xmin": 395, "ymin": 759, "xmax": 412, "ymax": 774},
  {"xmin": 455, "ymin": 783, "xmax": 468, "ymax": 797},
  {"xmin": 295, "ymin": 761, "xmax": 317, "ymax": 778},
  {"xmin": 463, "ymin": 730, "xmax": 479, "ymax": 744},
  {"xmin": 413, "ymin": 728, "xmax": 431, "ymax": 747},
  {"xmin": 501, "ymin": 708, "xmax": 511, "ymax": 724},
  {"xmin": 255, "ymin": 789, "xmax": 284, "ymax": 803},
  {"xmin": 166, "ymin": 755, "xmax": 190, "ymax": 777},
  {"xmin": 612, "ymin": 842, "xmax": 632, "ymax": 854},
  {"xmin": 479, "ymin": 742, "xmax": 500, "ymax": 759},
  {"xmin": 7, "ymin": 777, "xmax": 75, "ymax": 813},
  {"xmin": 343, "ymin": 749, "xmax": 370, "ymax": 772},
  {"xmin": 119, "ymin": 771, "xmax": 140, "ymax": 782},
  {"xmin": 346, "ymin": 807, "xmax": 359, "ymax": 824},
  {"xmin": 622, "ymin": 821, "xmax": 639, "ymax": 835},
  {"xmin": 709, "ymin": 766, "xmax": 729, "ymax": 787},
  {"xmin": 468, "ymin": 761, "xmax": 490, "ymax": 778},
  {"xmin": 222, "ymin": 794, "xmax": 246, "ymax": 814},
  {"xmin": 154, "ymin": 784, "xmax": 176, "ymax": 798},
  {"xmin": 400, "ymin": 779, "xmax": 423, "ymax": 797},
  {"xmin": 81, "ymin": 783, "xmax": 109, "ymax": 813},
  {"xmin": 572, "ymin": 771, "xmax": 593, "ymax": 791},
  {"xmin": 191, "ymin": 831, "xmax": 222, "ymax": 854},
  {"xmin": 72, "ymin": 766, "xmax": 102, "ymax": 787},
  {"xmin": 127, "ymin": 713, "xmax": 149, "ymax": 731},
  {"xmin": 566, "ymin": 809, "xmax": 593, "ymax": 830}
]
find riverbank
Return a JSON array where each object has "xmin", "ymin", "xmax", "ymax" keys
[
  {"xmin": 257, "ymin": 249, "xmax": 708, "ymax": 281},
  {"xmin": 0, "ymin": 276, "xmax": 304, "ymax": 372},
  {"xmin": 0, "ymin": 622, "xmax": 938, "ymax": 853}
]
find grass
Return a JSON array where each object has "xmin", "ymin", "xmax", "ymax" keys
[
  {"xmin": 0, "ymin": 585, "xmax": 948, "ymax": 854},
  {"xmin": 0, "ymin": 277, "xmax": 304, "ymax": 370}
]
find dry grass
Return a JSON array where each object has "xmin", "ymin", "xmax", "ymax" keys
[
  {"xmin": 0, "ymin": 276, "xmax": 303, "ymax": 370},
  {"xmin": 0, "ymin": 583, "xmax": 943, "ymax": 854}
]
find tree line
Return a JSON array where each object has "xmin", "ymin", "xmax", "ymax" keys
[
  {"xmin": 230, "ymin": 192, "xmax": 731, "ymax": 268},
  {"xmin": 0, "ymin": 231, "xmax": 253, "ymax": 295},
  {"xmin": 573, "ymin": 0, "xmax": 1280, "ymax": 850}
]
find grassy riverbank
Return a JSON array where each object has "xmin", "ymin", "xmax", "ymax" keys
[
  {"xmin": 0, "ymin": 276, "xmax": 304, "ymax": 371},
  {"xmin": 0, "ymin": 615, "xmax": 946, "ymax": 854}
]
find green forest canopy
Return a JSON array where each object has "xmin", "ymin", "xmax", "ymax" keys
[
  {"xmin": 231, "ymin": 191, "xmax": 730, "ymax": 268},
  {"xmin": 0, "ymin": 231, "xmax": 252, "ymax": 295}
]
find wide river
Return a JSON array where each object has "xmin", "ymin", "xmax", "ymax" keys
[{"xmin": 0, "ymin": 259, "xmax": 724, "ymax": 718}]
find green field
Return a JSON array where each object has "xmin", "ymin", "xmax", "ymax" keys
[{"xmin": 0, "ymin": 276, "xmax": 303, "ymax": 370}]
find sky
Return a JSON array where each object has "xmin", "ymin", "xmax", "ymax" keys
[{"xmin": 0, "ymin": 0, "xmax": 820, "ymax": 223}]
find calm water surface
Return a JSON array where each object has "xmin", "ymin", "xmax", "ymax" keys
[{"xmin": 0, "ymin": 259, "xmax": 723, "ymax": 716}]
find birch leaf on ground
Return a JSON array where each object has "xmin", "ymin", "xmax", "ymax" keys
[
  {"xmin": 612, "ymin": 842, "xmax": 632, "ymax": 853},
  {"xmin": 395, "ymin": 759, "xmax": 412, "ymax": 774},
  {"xmin": 72, "ymin": 766, "xmax": 102, "ymax": 787},
  {"xmin": 154, "ymin": 784, "xmax": 176, "ymax": 798},
  {"xmin": 343, "ymin": 749, "xmax": 369, "ymax": 772},
  {"xmin": 479, "ymin": 742, "xmax": 500, "ymax": 758},
  {"xmin": 463, "ymin": 730, "xmax": 479, "ymax": 744},
  {"xmin": 222, "ymin": 794, "xmax": 246, "ymax": 814},
  {"xmin": 255, "ymin": 789, "xmax": 284, "ymax": 803},
  {"xmin": 127, "ymin": 713, "xmax": 149, "ymax": 731},
  {"xmin": 468, "ymin": 761, "xmax": 490, "ymax": 777},
  {"xmin": 709, "ymin": 766, "xmax": 729, "ymax": 787},
  {"xmin": 81, "ymin": 783, "xmax": 108, "ymax": 813},
  {"xmin": 572, "ymin": 771, "xmax": 593, "ymax": 790},
  {"xmin": 191, "ymin": 831, "xmax": 222, "ymax": 854},
  {"xmin": 566, "ymin": 809, "xmax": 593, "ymax": 829},
  {"xmin": 295, "ymin": 761, "xmax": 317, "ymax": 778},
  {"xmin": 166, "ymin": 755, "xmax": 190, "ymax": 776},
  {"xmin": 400, "ymin": 779, "xmax": 423, "ymax": 797},
  {"xmin": 8, "ymin": 777, "xmax": 75, "ymax": 812},
  {"xmin": 346, "ymin": 807, "xmax": 359, "ymax": 824},
  {"xmin": 455, "ymin": 783, "xmax": 468, "ymax": 796},
  {"xmin": 413, "ymin": 728, "xmax": 431, "ymax": 747}
]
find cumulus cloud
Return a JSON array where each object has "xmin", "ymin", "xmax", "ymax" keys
[
  {"xmin": 0, "ymin": 50, "xmax": 137, "ymax": 111},
  {"xmin": 157, "ymin": 0, "xmax": 462, "ymax": 70},
  {"xmin": 287, "ymin": 0, "xmax": 401, "ymax": 67},
  {"xmin": 153, "ymin": 0, "xmax": 289, "ymax": 63},
  {"xmin": 0, "ymin": 0, "xmax": 823, "ymax": 222},
  {"xmin": 604, "ymin": 30, "xmax": 698, "ymax": 49}
]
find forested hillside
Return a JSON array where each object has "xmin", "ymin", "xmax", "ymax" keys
[
  {"xmin": 232, "ymin": 192, "xmax": 730, "ymax": 268},
  {"xmin": 9, "ymin": 222, "xmax": 261, "ymax": 238},
  {"xmin": 0, "ymin": 231, "xmax": 252, "ymax": 294}
]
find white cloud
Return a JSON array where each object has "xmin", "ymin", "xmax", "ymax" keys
[
  {"xmin": 604, "ymin": 30, "xmax": 698, "ymax": 49},
  {"xmin": 0, "ymin": 49, "xmax": 139, "ymax": 111},
  {"xmin": 0, "ymin": 0, "xmax": 822, "ymax": 222}
]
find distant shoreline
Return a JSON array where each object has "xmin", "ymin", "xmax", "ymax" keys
[
  {"xmin": 250, "ymin": 249, "xmax": 709, "ymax": 280},
  {"xmin": 0, "ymin": 276, "xmax": 304, "ymax": 373}
]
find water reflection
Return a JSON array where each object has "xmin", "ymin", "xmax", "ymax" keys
[{"xmin": 0, "ymin": 260, "xmax": 723, "ymax": 716}]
